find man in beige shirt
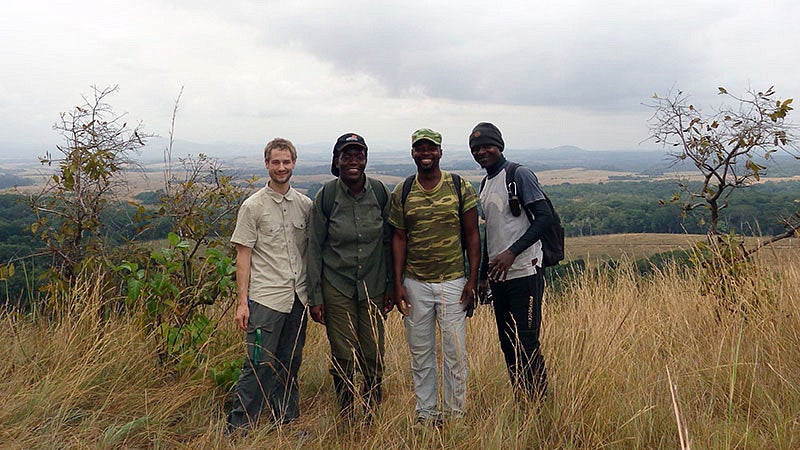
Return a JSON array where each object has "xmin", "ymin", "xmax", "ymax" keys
[{"xmin": 226, "ymin": 138, "xmax": 312, "ymax": 434}]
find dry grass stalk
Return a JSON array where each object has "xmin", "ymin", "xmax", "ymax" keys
[{"xmin": 667, "ymin": 365, "xmax": 691, "ymax": 450}]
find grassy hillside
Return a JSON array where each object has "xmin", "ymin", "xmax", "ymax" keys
[
  {"xmin": 567, "ymin": 233, "xmax": 800, "ymax": 265},
  {"xmin": 2, "ymin": 235, "xmax": 800, "ymax": 448}
]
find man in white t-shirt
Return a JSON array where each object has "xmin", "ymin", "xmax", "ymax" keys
[{"xmin": 469, "ymin": 122, "xmax": 553, "ymax": 402}]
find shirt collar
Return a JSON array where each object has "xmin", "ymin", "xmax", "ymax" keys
[
  {"xmin": 336, "ymin": 174, "xmax": 369, "ymax": 198},
  {"xmin": 265, "ymin": 182, "xmax": 295, "ymax": 202},
  {"xmin": 486, "ymin": 154, "xmax": 508, "ymax": 179}
]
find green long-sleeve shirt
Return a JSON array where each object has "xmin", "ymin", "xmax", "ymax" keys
[{"xmin": 307, "ymin": 177, "xmax": 393, "ymax": 306}]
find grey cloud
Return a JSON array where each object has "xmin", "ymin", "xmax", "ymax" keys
[{"xmin": 249, "ymin": 2, "xmax": 718, "ymax": 113}]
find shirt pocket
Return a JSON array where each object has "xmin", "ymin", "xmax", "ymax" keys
[
  {"xmin": 292, "ymin": 220, "xmax": 308, "ymax": 250},
  {"xmin": 257, "ymin": 212, "xmax": 282, "ymax": 238}
]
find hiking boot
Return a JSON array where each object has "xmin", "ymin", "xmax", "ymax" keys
[{"xmin": 362, "ymin": 376, "xmax": 383, "ymax": 423}]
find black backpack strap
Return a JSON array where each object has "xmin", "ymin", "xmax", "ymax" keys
[
  {"xmin": 449, "ymin": 172, "xmax": 467, "ymax": 253},
  {"xmin": 509, "ymin": 162, "xmax": 559, "ymax": 226},
  {"xmin": 505, "ymin": 162, "xmax": 521, "ymax": 199},
  {"xmin": 505, "ymin": 162, "xmax": 520, "ymax": 182},
  {"xmin": 505, "ymin": 162, "xmax": 533, "ymax": 223},
  {"xmin": 400, "ymin": 174, "xmax": 416, "ymax": 207},
  {"xmin": 504, "ymin": 162, "xmax": 564, "ymax": 267},
  {"xmin": 451, "ymin": 173, "xmax": 463, "ymax": 211}
]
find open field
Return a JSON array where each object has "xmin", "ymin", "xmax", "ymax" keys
[
  {"xmin": 566, "ymin": 233, "xmax": 800, "ymax": 263},
  {"xmin": 2, "ymin": 234, "xmax": 800, "ymax": 448},
  {"xmin": 0, "ymin": 151, "xmax": 720, "ymax": 191},
  {"xmin": 5, "ymin": 167, "xmax": 666, "ymax": 199},
  {"xmin": 5, "ymin": 153, "xmax": 799, "ymax": 200}
]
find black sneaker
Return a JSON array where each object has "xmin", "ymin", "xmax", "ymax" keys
[{"xmin": 412, "ymin": 416, "xmax": 443, "ymax": 430}]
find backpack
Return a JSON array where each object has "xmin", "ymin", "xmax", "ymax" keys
[
  {"xmin": 481, "ymin": 162, "xmax": 565, "ymax": 267},
  {"xmin": 320, "ymin": 177, "xmax": 389, "ymax": 218}
]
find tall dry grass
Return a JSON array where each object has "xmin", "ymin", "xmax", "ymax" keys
[{"xmin": 2, "ymin": 253, "xmax": 800, "ymax": 449}]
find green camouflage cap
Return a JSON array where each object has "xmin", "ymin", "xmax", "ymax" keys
[{"xmin": 411, "ymin": 128, "xmax": 442, "ymax": 146}]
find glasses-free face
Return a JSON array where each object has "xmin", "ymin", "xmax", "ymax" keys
[
  {"xmin": 470, "ymin": 144, "xmax": 501, "ymax": 169},
  {"xmin": 411, "ymin": 140, "xmax": 442, "ymax": 171},
  {"xmin": 265, "ymin": 148, "xmax": 295, "ymax": 186}
]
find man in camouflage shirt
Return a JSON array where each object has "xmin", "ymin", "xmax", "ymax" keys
[{"xmin": 389, "ymin": 128, "xmax": 480, "ymax": 425}]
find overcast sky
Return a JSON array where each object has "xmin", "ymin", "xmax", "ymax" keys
[{"xmin": 1, "ymin": 0, "xmax": 798, "ymax": 159}]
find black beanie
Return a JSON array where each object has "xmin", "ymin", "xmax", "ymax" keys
[{"xmin": 469, "ymin": 122, "xmax": 504, "ymax": 151}]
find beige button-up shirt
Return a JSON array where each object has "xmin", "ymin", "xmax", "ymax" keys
[{"xmin": 231, "ymin": 184, "xmax": 312, "ymax": 313}]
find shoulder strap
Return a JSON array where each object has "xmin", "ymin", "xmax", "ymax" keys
[
  {"xmin": 450, "ymin": 172, "xmax": 467, "ymax": 251},
  {"xmin": 451, "ymin": 173, "xmax": 463, "ymax": 211},
  {"xmin": 505, "ymin": 162, "xmax": 520, "ymax": 186},
  {"xmin": 320, "ymin": 179, "xmax": 337, "ymax": 218},
  {"xmin": 400, "ymin": 175, "xmax": 415, "ymax": 207},
  {"xmin": 506, "ymin": 162, "xmax": 534, "ymax": 223},
  {"xmin": 367, "ymin": 177, "xmax": 388, "ymax": 210}
]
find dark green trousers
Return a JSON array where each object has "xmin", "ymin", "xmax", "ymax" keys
[
  {"xmin": 322, "ymin": 278, "xmax": 385, "ymax": 384},
  {"xmin": 227, "ymin": 297, "xmax": 307, "ymax": 430}
]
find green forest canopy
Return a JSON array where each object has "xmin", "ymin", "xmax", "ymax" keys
[{"xmin": 2, "ymin": 179, "xmax": 797, "ymax": 265}]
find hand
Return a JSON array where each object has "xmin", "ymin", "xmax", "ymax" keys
[
  {"xmin": 488, "ymin": 250, "xmax": 517, "ymax": 282},
  {"xmin": 477, "ymin": 279, "xmax": 489, "ymax": 303},
  {"xmin": 310, "ymin": 304, "xmax": 326, "ymax": 325},
  {"xmin": 235, "ymin": 301, "xmax": 249, "ymax": 331},
  {"xmin": 394, "ymin": 286, "xmax": 411, "ymax": 317},
  {"xmin": 460, "ymin": 282, "xmax": 477, "ymax": 312},
  {"xmin": 382, "ymin": 294, "xmax": 394, "ymax": 316}
]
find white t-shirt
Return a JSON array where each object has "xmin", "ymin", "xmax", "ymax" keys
[{"xmin": 480, "ymin": 167, "xmax": 543, "ymax": 280}]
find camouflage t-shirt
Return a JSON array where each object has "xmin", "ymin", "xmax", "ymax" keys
[{"xmin": 388, "ymin": 171, "xmax": 478, "ymax": 282}]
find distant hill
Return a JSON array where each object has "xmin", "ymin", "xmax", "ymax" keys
[
  {"xmin": 376, "ymin": 146, "xmax": 694, "ymax": 176},
  {"xmin": 4, "ymin": 138, "xmax": 799, "ymax": 178},
  {"xmin": 455, "ymin": 145, "xmax": 800, "ymax": 177},
  {"xmin": 504, "ymin": 146, "xmax": 673, "ymax": 173}
]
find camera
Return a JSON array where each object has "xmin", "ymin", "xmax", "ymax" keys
[{"xmin": 507, "ymin": 181, "xmax": 522, "ymax": 217}]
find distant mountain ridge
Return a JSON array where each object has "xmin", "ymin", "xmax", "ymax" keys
[{"xmin": 3, "ymin": 138, "xmax": 799, "ymax": 177}]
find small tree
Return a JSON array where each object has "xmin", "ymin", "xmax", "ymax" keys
[
  {"xmin": 648, "ymin": 86, "xmax": 798, "ymax": 236},
  {"xmin": 116, "ymin": 90, "xmax": 252, "ymax": 373},
  {"xmin": 27, "ymin": 85, "xmax": 150, "ymax": 292},
  {"xmin": 648, "ymin": 86, "xmax": 799, "ymax": 316}
]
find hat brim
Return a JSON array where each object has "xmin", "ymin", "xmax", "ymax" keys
[
  {"xmin": 334, "ymin": 142, "xmax": 367, "ymax": 153},
  {"xmin": 412, "ymin": 137, "xmax": 441, "ymax": 146}
]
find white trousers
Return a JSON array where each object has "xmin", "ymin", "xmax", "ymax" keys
[{"xmin": 403, "ymin": 276, "xmax": 468, "ymax": 419}]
